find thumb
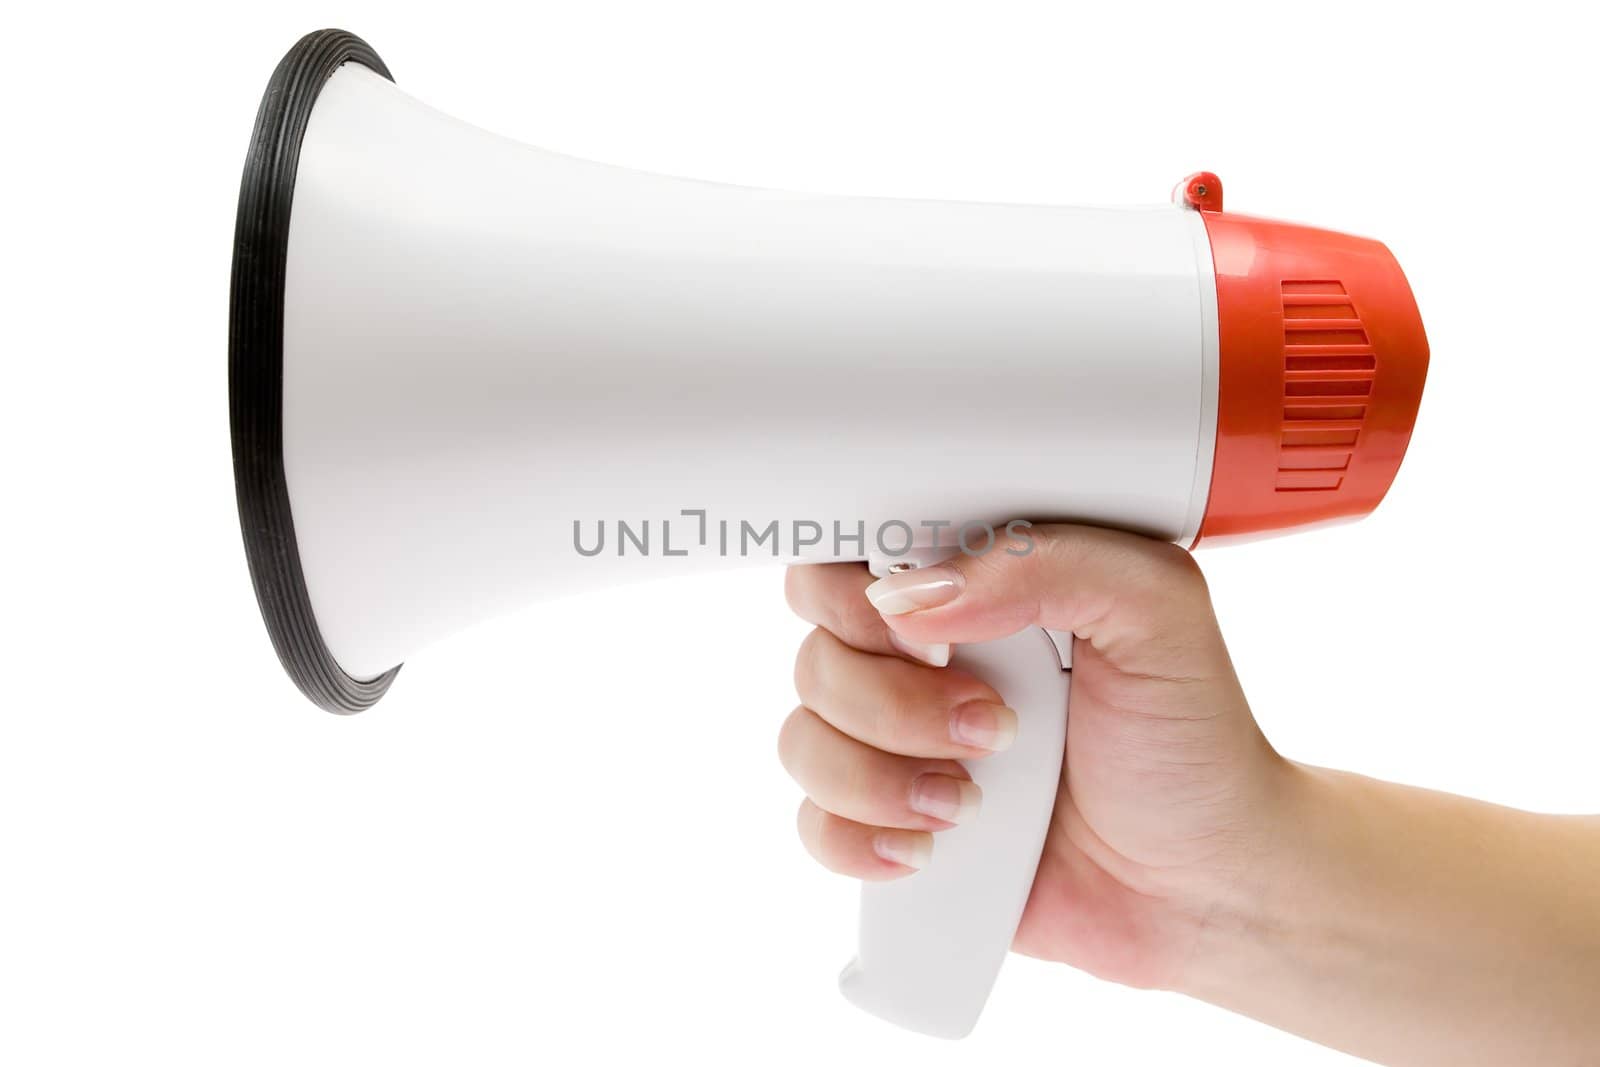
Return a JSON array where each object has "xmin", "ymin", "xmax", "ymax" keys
[{"xmin": 865, "ymin": 524, "xmax": 1227, "ymax": 683}]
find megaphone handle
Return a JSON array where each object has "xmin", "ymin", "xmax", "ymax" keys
[{"xmin": 839, "ymin": 559, "xmax": 1071, "ymax": 1037}]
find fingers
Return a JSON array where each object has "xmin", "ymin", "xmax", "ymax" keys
[
  {"xmin": 863, "ymin": 524, "xmax": 1227, "ymax": 682},
  {"xmin": 782, "ymin": 622, "xmax": 1014, "ymax": 882},
  {"xmin": 786, "ymin": 562, "xmax": 949, "ymax": 665},
  {"xmin": 793, "ymin": 627, "xmax": 1016, "ymax": 758},
  {"xmin": 783, "ymin": 526, "xmax": 1239, "ymax": 885},
  {"xmin": 777, "ymin": 706, "xmax": 980, "ymax": 832},
  {"xmin": 785, "ymin": 563, "xmax": 887, "ymax": 649},
  {"xmin": 795, "ymin": 800, "xmax": 933, "ymax": 879}
]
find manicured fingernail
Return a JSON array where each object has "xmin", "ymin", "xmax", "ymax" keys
[
  {"xmin": 873, "ymin": 831, "xmax": 933, "ymax": 870},
  {"xmin": 950, "ymin": 701, "xmax": 1019, "ymax": 752},
  {"xmin": 864, "ymin": 565, "xmax": 964, "ymax": 616},
  {"xmin": 888, "ymin": 631, "xmax": 951, "ymax": 668},
  {"xmin": 910, "ymin": 774, "xmax": 982, "ymax": 824}
]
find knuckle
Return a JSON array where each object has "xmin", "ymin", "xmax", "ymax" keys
[
  {"xmin": 791, "ymin": 627, "xmax": 830, "ymax": 702},
  {"xmin": 837, "ymin": 593, "xmax": 886, "ymax": 645},
  {"xmin": 1021, "ymin": 527, "xmax": 1081, "ymax": 586},
  {"xmin": 813, "ymin": 818, "xmax": 860, "ymax": 875},
  {"xmin": 798, "ymin": 806, "xmax": 849, "ymax": 873},
  {"xmin": 1100, "ymin": 533, "xmax": 1200, "ymax": 587},
  {"xmin": 938, "ymin": 667, "xmax": 1003, "ymax": 710},
  {"xmin": 795, "ymin": 798, "xmax": 823, "ymax": 848},
  {"xmin": 812, "ymin": 806, "xmax": 845, "ymax": 853},
  {"xmin": 867, "ymin": 670, "xmax": 997, "ymax": 754},
  {"xmin": 867, "ymin": 755, "xmax": 930, "ymax": 815},
  {"xmin": 958, "ymin": 535, "xmax": 1050, "ymax": 615},
  {"xmin": 1128, "ymin": 542, "xmax": 1212, "ymax": 615},
  {"xmin": 797, "ymin": 801, "xmax": 837, "ymax": 853},
  {"xmin": 957, "ymin": 539, "xmax": 1017, "ymax": 587},
  {"xmin": 838, "ymin": 747, "xmax": 882, "ymax": 813},
  {"xmin": 783, "ymin": 565, "xmax": 819, "ymax": 619},
  {"xmin": 1148, "ymin": 540, "xmax": 1205, "ymax": 581},
  {"xmin": 874, "ymin": 680, "xmax": 932, "ymax": 746},
  {"xmin": 776, "ymin": 705, "xmax": 813, "ymax": 776}
]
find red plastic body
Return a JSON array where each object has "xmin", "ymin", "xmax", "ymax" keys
[{"xmin": 1192, "ymin": 201, "xmax": 1430, "ymax": 545}]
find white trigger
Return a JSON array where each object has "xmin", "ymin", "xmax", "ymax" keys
[{"xmin": 1044, "ymin": 629, "xmax": 1074, "ymax": 671}]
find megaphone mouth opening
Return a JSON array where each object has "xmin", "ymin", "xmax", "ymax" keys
[{"xmin": 228, "ymin": 29, "xmax": 401, "ymax": 713}]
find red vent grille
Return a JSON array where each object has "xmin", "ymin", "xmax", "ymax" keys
[{"xmin": 1276, "ymin": 281, "xmax": 1375, "ymax": 491}]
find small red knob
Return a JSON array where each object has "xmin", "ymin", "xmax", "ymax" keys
[{"xmin": 1174, "ymin": 171, "xmax": 1224, "ymax": 212}]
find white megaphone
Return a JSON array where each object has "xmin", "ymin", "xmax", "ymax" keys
[{"xmin": 231, "ymin": 29, "xmax": 1429, "ymax": 1038}]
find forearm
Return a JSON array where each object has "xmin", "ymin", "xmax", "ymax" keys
[{"xmin": 1179, "ymin": 762, "xmax": 1600, "ymax": 1065}]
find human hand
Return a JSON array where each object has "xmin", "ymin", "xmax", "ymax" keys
[{"xmin": 780, "ymin": 524, "xmax": 1291, "ymax": 991}]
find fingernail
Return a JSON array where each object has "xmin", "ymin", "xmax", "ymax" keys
[
  {"xmin": 873, "ymin": 831, "xmax": 933, "ymax": 870},
  {"xmin": 864, "ymin": 565, "xmax": 964, "ymax": 616},
  {"xmin": 888, "ymin": 631, "xmax": 951, "ymax": 668},
  {"xmin": 909, "ymin": 774, "xmax": 982, "ymax": 824},
  {"xmin": 950, "ymin": 701, "xmax": 1019, "ymax": 752}
]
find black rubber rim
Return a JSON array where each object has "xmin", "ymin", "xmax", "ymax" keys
[{"xmin": 229, "ymin": 29, "xmax": 400, "ymax": 713}]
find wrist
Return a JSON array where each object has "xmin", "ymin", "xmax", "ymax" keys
[{"xmin": 1163, "ymin": 757, "xmax": 1333, "ymax": 1003}]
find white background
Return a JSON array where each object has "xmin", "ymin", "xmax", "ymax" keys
[{"xmin": 2, "ymin": 2, "xmax": 1597, "ymax": 1064}]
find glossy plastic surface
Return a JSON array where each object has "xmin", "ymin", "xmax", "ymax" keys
[
  {"xmin": 841, "ymin": 625, "xmax": 1070, "ymax": 1039},
  {"xmin": 281, "ymin": 65, "xmax": 1221, "ymax": 678},
  {"xmin": 1194, "ymin": 211, "xmax": 1429, "ymax": 544}
]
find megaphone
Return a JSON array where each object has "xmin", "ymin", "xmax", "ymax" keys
[{"xmin": 230, "ymin": 29, "xmax": 1428, "ymax": 1038}]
